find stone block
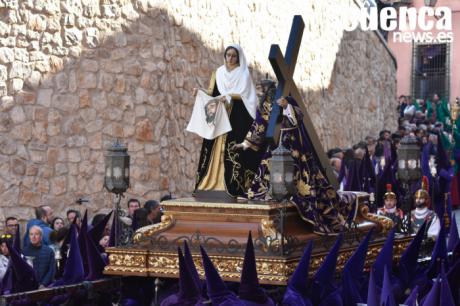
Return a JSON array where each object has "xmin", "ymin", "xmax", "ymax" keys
[
  {"xmin": 52, "ymin": 94, "xmax": 79, "ymax": 112},
  {"xmin": 135, "ymin": 119, "xmax": 153, "ymax": 142},
  {"xmin": 24, "ymin": 70, "xmax": 41, "ymax": 90},
  {"xmin": 37, "ymin": 88, "xmax": 52, "ymax": 107},
  {"xmin": 1, "ymin": 95, "xmax": 14, "ymax": 111},
  {"xmin": 11, "ymin": 122, "xmax": 32, "ymax": 142},
  {"xmin": 64, "ymin": 28, "xmax": 83, "ymax": 46},
  {"xmin": 78, "ymin": 72, "xmax": 97, "ymax": 89},
  {"xmin": 10, "ymin": 106, "xmax": 26, "ymax": 124},
  {"xmin": 11, "ymin": 157, "xmax": 26, "ymax": 175},
  {"xmin": 50, "ymin": 176, "xmax": 67, "ymax": 196},
  {"xmin": 0, "ymin": 47, "xmax": 14, "ymax": 64}
]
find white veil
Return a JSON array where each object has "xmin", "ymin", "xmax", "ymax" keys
[{"xmin": 215, "ymin": 44, "xmax": 258, "ymax": 119}]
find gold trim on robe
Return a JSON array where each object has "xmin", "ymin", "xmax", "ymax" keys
[{"xmin": 197, "ymin": 134, "xmax": 227, "ymax": 191}]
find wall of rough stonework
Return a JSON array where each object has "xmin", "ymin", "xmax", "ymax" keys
[{"xmin": 0, "ymin": 0, "xmax": 396, "ymax": 225}]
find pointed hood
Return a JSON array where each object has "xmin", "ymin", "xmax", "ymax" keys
[
  {"xmin": 6, "ymin": 242, "xmax": 39, "ymax": 293},
  {"xmin": 108, "ymin": 214, "xmax": 120, "ymax": 247},
  {"xmin": 54, "ymin": 224, "xmax": 84, "ymax": 286},
  {"xmin": 360, "ymin": 147, "xmax": 376, "ymax": 193},
  {"xmin": 367, "ymin": 268, "xmax": 379, "ymax": 306},
  {"xmin": 436, "ymin": 132, "xmax": 451, "ymax": 173},
  {"xmin": 311, "ymin": 233, "xmax": 343, "ymax": 305},
  {"xmin": 177, "ymin": 247, "xmax": 201, "ymax": 299},
  {"xmin": 380, "ymin": 266, "xmax": 397, "ymax": 306},
  {"xmin": 403, "ymin": 286, "xmax": 419, "ymax": 306},
  {"xmin": 161, "ymin": 247, "xmax": 204, "ymax": 306},
  {"xmin": 447, "ymin": 213, "xmax": 459, "ymax": 253},
  {"xmin": 78, "ymin": 210, "xmax": 89, "ymax": 275},
  {"xmin": 398, "ymin": 221, "xmax": 427, "ymax": 287},
  {"xmin": 422, "ymin": 273, "xmax": 441, "ymax": 306},
  {"xmin": 13, "ymin": 226, "xmax": 21, "ymax": 254},
  {"xmin": 447, "ymin": 258, "xmax": 460, "ymax": 302},
  {"xmin": 239, "ymin": 232, "xmax": 272, "ymax": 305},
  {"xmin": 183, "ymin": 241, "xmax": 201, "ymax": 293},
  {"xmin": 341, "ymin": 229, "xmax": 373, "ymax": 305},
  {"xmin": 88, "ymin": 211, "xmax": 113, "ymax": 245},
  {"xmin": 372, "ymin": 227, "xmax": 395, "ymax": 288},
  {"xmin": 344, "ymin": 160, "xmax": 362, "ymax": 192},
  {"xmin": 283, "ymin": 242, "xmax": 313, "ymax": 306},
  {"xmin": 440, "ymin": 265, "xmax": 455, "ymax": 306},
  {"xmin": 288, "ymin": 241, "xmax": 313, "ymax": 293},
  {"xmin": 84, "ymin": 224, "xmax": 107, "ymax": 281},
  {"xmin": 200, "ymin": 245, "xmax": 242, "ymax": 305},
  {"xmin": 420, "ymin": 141, "xmax": 432, "ymax": 179},
  {"xmin": 426, "ymin": 223, "xmax": 448, "ymax": 279}
]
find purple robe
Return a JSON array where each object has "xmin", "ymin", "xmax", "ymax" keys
[{"xmin": 244, "ymin": 96, "xmax": 345, "ymax": 234}]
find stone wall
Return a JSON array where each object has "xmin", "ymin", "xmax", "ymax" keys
[{"xmin": 0, "ymin": 0, "xmax": 396, "ymax": 225}]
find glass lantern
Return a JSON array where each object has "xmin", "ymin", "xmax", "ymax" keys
[
  {"xmin": 269, "ymin": 141, "xmax": 296, "ymax": 201},
  {"xmin": 104, "ymin": 140, "xmax": 130, "ymax": 195},
  {"xmin": 397, "ymin": 135, "xmax": 421, "ymax": 183}
]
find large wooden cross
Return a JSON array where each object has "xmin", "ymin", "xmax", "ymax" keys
[{"xmin": 266, "ymin": 15, "xmax": 339, "ymax": 189}]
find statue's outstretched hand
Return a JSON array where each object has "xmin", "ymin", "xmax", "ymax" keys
[{"xmin": 232, "ymin": 143, "xmax": 247, "ymax": 151}]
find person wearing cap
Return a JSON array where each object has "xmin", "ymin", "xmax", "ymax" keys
[
  {"xmin": 377, "ymin": 184, "xmax": 406, "ymax": 233},
  {"xmin": 410, "ymin": 176, "xmax": 440, "ymax": 239}
]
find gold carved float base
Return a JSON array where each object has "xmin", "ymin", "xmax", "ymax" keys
[{"xmin": 105, "ymin": 194, "xmax": 412, "ymax": 285}]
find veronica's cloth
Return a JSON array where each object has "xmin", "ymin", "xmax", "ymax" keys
[{"xmin": 186, "ymin": 90, "xmax": 231, "ymax": 140}]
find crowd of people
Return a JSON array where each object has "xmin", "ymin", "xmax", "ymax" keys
[
  {"xmin": 0, "ymin": 195, "xmax": 169, "ymax": 295},
  {"xmin": 326, "ymin": 93, "xmax": 460, "ymax": 240}
]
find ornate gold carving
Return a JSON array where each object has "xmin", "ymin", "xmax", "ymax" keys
[
  {"xmin": 359, "ymin": 204, "xmax": 393, "ymax": 233},
  {"xmin": 133, "ymin": 214, "xmax": 175, "ymax": 243},
  {"xmin": 105, "ymin": 236, "xmax": 412, "ymax": 284},
  {"xmin": 260, "ymin": 218, "xmax": 283, "ymax": 250},
  {"xmin": 105, "ymin": 253, "xmax": 147, "ymax": 274},
  {"xmin": 162, "ymin": 198, "xmax": 294, "ymax": 211}
]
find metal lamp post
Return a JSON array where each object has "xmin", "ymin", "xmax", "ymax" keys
[
  {"xmin": 397, "ymin": 135, "xmax": 421, "ymax": 220},
  {"xmin": 269, "ymin": 134, "xmax": 295, "ymax": 255},
  {"xmin": 104, "ymin": 140, "xmax": 130, "ymax": 247}
]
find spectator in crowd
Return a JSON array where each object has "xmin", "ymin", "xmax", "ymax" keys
[
  {"xmin": 144, "ymin": 200, "xmax": 163, "ymax": 225},
  {"xmin": 51, "ymin": 217, "xmax": 64, "ymax": 231},
  {"xmin": 330, "ymin": 157, "xmax": 341, "ymax": 178},
  {"xmin": 23, "ymin": 206, "xmax": 53, "ymax": 248},
  {"xmin": 327, "ymin": 147, "xmax": 343, "ymax": 160},
  {"xmin": 126, "ymin": 199, "xmax": 140, "ymax": 219},
  {"xmin": 4, "ymin": 217, "xmax": 19, "ymax": 236},
  {"xmin": 22, "ymin": 226, "xmax": 56, "ymax": 287},
  {"xmin": 91, "ymin": 213, "xmax": 111, "ymax": 237},
  {"xmin": 0, "ymin": 234, "xmax": 12, "ymax": 283},
  {"xmin": 66, "ymin": 209, "xmax": 81, "ymax": 228},
  {"xmin": 132, "ymin": 208, "xmax": 150, "ymax": 231},
  {"xmin": 398, "ymin": 95, "xmax": 407, "ymax": 118}
]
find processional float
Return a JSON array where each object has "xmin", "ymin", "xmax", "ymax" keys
[{"xmin": 104, "ymin": 16, "xmax": 412, "ymax": 285}]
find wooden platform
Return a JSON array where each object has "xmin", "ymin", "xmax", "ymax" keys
[{"xmin": 104, "ymin": 194, "xmax": 412, "ymax": 285}]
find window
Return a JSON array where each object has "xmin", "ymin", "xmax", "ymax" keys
[{"xmin": 411, "ymin": 43, "xmax": 450, "ymax": 101}]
